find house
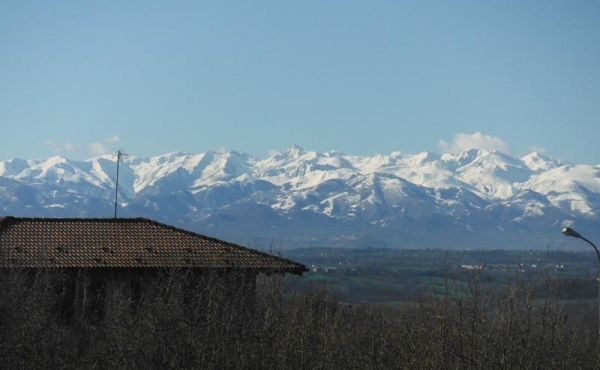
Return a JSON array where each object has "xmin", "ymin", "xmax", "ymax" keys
[
  {"xmin": 0, "ymin": 216, "xmax": 306, "ymax": 274},
  {"xmin": 0, "ymin": 216, "xmax": 307, "ymax": 320}
]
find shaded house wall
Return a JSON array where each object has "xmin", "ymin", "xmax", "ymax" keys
[
  {"xmin": 0, "ymin": 217, "xmax": 307, "ymax": 321},
  {"xmin": 0, "ymin": 266, "xmax": 264, "ymax": 326}
]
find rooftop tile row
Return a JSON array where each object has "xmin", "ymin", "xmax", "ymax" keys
[{"xmin": 0, "ymin": 217, "xmax": 306, "ymax": 275}]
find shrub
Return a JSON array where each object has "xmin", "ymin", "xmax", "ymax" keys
[{"xmin": 0, "ymin": 267, "xmax": 596, "ymax": 369}]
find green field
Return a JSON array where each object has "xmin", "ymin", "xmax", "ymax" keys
[{"xmin": 285, "ymin": 247, "xmax": 599, "ymax": 304}]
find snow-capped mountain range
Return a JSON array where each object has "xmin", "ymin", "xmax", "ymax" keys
[{"xmin": 1, "ymin": 146, "xmax": 599, "ymax": 250}]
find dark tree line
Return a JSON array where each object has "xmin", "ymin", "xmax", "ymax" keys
[{"xmin": 0, "ymin": 267, "xmax": 597, "ymax": 369}]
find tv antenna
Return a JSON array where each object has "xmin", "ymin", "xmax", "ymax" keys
[{"xmin": 114, "ymin": 150, "xmax": 128, "ymax": 218}]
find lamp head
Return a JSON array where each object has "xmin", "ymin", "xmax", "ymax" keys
[{"xmin": 563, "ymin": 227, "xmax": 582, "ymax": 239}]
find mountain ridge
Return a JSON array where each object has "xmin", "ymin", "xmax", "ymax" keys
[{"xmin": 1, "ymin": 146, "xmax": 598, "ymax": 250}]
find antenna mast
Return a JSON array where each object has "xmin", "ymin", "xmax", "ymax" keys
[{"xmin": 114, "ymin": 150, "xmax": 127, "ymax": 218}]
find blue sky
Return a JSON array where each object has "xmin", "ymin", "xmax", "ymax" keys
[{"xmin": 1, "ymin": 1, "xmax": 599, "ymax": 164}]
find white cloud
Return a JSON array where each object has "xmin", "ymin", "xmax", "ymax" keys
[
  {"xmin": 438, "ymin": 132, "xmax": 512, "ymax": 155},
  {"xmin": 86, "ymin": 135, "xmax": 122, "ymax": 156},
  {"xmin": 528, "ymin": 145, "xmax": 547, "ymax": 154},
  {"xmin": 86, "ymin": 142, "xmax": 111, "ymax": 156},
  {"xmin": 45, "ymin": 134, "xmax": 121, "ymax": 158},
  {"xmin": 45, "ymin": 140, "xmax": 75, "ymax": 154},
  {"xmin": 105, "ymin": 134, "xmax": 120, "ymax": 144}
]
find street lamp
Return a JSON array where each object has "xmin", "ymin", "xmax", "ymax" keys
[{"xmin": 562, "ymin": 227, "xmax": 600, "ymax": 364}]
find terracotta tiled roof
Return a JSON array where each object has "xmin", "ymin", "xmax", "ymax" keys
[{"xmin": 0, "ymin": 217, "xmax": 307, "ymax": 275}]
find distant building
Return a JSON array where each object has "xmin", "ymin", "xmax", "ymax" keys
[{"xmin": 461, "ymin": 264, "xmax": 486, "ymax": 270}]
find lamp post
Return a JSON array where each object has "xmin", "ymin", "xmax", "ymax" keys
[{"xmin": 562, "ymin": 227, "xmax": 600, "ymax": 364}]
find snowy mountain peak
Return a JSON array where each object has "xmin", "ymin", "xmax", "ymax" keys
[
  {"xmin": 0, "ymin": 158, "xmax": 30, "ymax": 177},
  {"xmin": 521, "ymin": 152, "xmax": 565, "ymax": 172},
  {"xmin": 280, "ymin": 145, "xmax": 306, "ymax": 159},
  {"xmin": 1, "ymin": 148, "xmax": 599, "ymax": 249}
]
